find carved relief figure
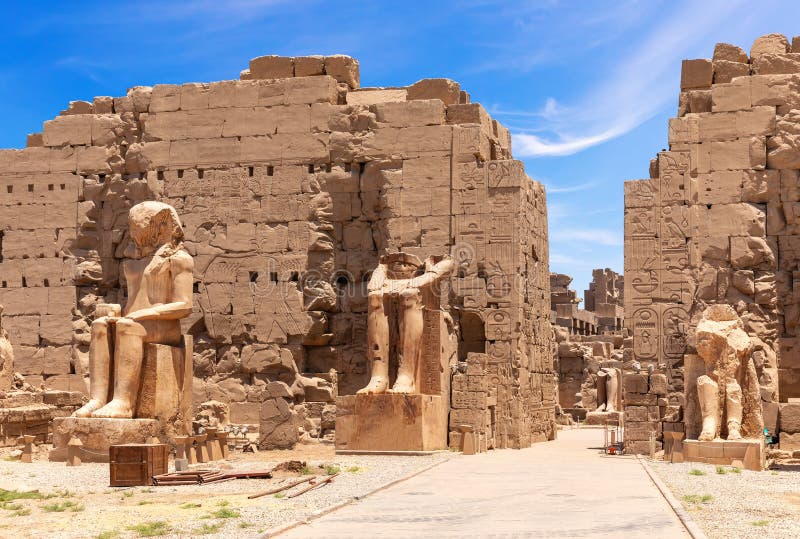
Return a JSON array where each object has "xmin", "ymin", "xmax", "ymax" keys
[
  {"xmin": 694, "ymin": 305, "xmax": 763, "ymax": 441},
  {"xmin": 74, "ymin": 201, "xmax": 194, "ymax": 419},
  {"xmin": 358, "ymin": 253, "xmax": 454, "ymax": 395}
]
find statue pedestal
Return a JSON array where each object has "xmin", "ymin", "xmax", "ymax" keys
[
  {"xmin": 682, "ymin": 438, "xmax": 764, "ymax": 471},
  {"xmin": 49, "ymin": 418, "xmax": 161, "ymax": 463},
  {"xmin": 335, "ymin": 394, "xmax": 448, "ymax": 452},
  {"xmin": 584, "ymin": 410, "xmax": 622, "ymax": 425}
]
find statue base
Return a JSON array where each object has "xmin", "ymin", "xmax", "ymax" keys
[
  {"xmin": 334, "ymin": 394, "xmax": 448, "ymax": 452},
  {"xmin": 584, "ymin": 410, "xmax": 622, "ymax": 425},
  {"xmin": 682, "ymin": 438, "xmax": 764, "ymax": 471},
  {"xmin": 49, "ymin": 417, "xmax": 161, "ymax": 463}
]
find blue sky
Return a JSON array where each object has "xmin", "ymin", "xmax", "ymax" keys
[{"xmin": 1, "ymin": 0, "xmax": 799, "ymax": 297}]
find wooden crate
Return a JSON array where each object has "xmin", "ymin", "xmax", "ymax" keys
[{"xmin": 109, "ymin": 444, "xmax": 168, "ymax": 487}]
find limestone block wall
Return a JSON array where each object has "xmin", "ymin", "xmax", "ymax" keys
[
  {"xmin": 0, "ymin": 55, "xmax": 555, "ymax": 449},
  {"xmin": 623, "ymin": 33, "xmax": 800, "ymax": 451}
]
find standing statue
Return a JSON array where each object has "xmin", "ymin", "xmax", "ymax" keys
[
  {"xmin": 74, "ymin": 201, "xmax": 194, "ymax": 419},
  {"xmin": 0, "ymin": 306, "xmax": 14, "ymax": 391},
  {"xmin": 358, "ymin": 253, "xmax": 454, "ymax": 395},
  {"xmin": 694, "ymin": 305, "xmax": 763, "ymax": 441},
  {"xmin": 596, "ymin": 367, "xmax": 621, "ymax": 413}
]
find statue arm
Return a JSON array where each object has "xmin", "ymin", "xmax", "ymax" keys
[
  {"xmin": 407, "ymin": 257, "xmax": 454, "ymax": 288},
  {"xmin": 367, "ymin": 263, "xmax": 387, "ymax": 292},
  {"xmin": 127, "ymin": 253, "xmax": 195, "ymax": 321}
]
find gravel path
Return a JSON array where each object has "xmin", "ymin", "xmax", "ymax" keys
[
  {"xmin": 650, "ymin": 459, "xmax": 800, "ymax": 538},
  {"xmin": 0, "ymin": 448, "xmax": 454, "ymax": 538}
]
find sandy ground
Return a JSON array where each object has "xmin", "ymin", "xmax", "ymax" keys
[
  {"xmin": 650, "ymin": 459, "xmax": 800, "ymax": 538},
  {"xmin": 0, "ymin": 443, "xmax": 453, "ymax": 538}
]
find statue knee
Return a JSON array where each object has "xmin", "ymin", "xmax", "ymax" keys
[
  {"xmin": 91, "ymin": 317, "xmax": 110, "ymax": 333},
  {"xmin": 116, "ymin": 318, "xmax": 147, "ymax": 337}
]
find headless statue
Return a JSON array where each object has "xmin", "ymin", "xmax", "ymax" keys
[
  {"xmin": 74, "ymin": 201, "xmax": 194, "ymax": 419},
  {"xmin": 694, "ymin": 305, "xmax": 753, "ymax": 441},
  {"xmin": 596, "ymin": 367, "xmax": 620, "ymax": 413},
  {"xmin": 358, "ymin": 253, "xmax": 454, "ymax": 395}
]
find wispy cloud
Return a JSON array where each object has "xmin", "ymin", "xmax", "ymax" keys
[
  {"xmin": 551, "ymin": 228, "xmax": 622, "ymax": 246},
  {"xmin": 544, "ymin": 180, "xmax": 599, "ymax": 194},
  {"xmin": 495, "ymin": 0, "xmax": 773, "ymax": 157}
]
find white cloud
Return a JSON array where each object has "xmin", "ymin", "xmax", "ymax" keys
[
  {"xmin": 551, "ymin": 228, "xmax": 622, "ymax": 246},
  {"xmin": 544, "ymin": 180, "xmax": 599, "ymax": 194},
  {"xmin": 500, "ymin": 0, "xmax": 773, "ymax": 157}
]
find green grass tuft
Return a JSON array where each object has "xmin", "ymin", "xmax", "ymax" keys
[
  {"xmin": 137, "ymin": 501, "xmax": 153, "ymax": 506},
  {"xmin": 683, "ymin": 494, "xmax": 714, "ymax": 504},
  {"xmin": 179, "ymin": 502, "xmax": 202, "ymax": 509},
  {"xmin": 688, "ymin": 468, "xmax": 706, "ymax": 476},
  {"xmin": 325, "ymin": 465, "xmax": 341, "ymax": 476},
  {"xmin": 96, "ymin": 531, "xmax": 120, "ymax": 539},
  {"xmin": 731, "ymin": 467, "xmax": 741, "ymax": 474},
  {"xmin": 212, "ymin": 507, "xmax": 241, "ymax": 519},
  {"xmin": 346, "ymin": 466, "xmax": 362, "ymax": 473},
  {"xmin": 238, "ymin": 522, "xmax": 254, "ymax": 528},
  {"xmin": 42, "ymin": 500, "xmax": 84, "ymax": 512},
  {"xmin": 0, "ymin": 489, "xmax": 48, "ymax": 502},
  {"xmin": 126, "ymin": 521, "xmax": 172, "ymax": 537},
  {"xmin": 193, "ymin": 522, "xmax": 224, "ymax": 535},
  {"xmin": 300, "ymin": 466, "xmax": 313, "ymax": 475},
  {"xmin": 751, "ymin": 520, "xmax": 769, "ymax": 527},
  {"xmin": 274, "ymin": 492, "xmax": 286, "ymax": 499},
  {"xmin": 715, "ymin": 466, "xmax": 727, "ymax": 475}
]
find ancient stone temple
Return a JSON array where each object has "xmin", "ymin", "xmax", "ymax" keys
[
  {"xmin": 623, "ymin": 33, "xmax": 800, "ymax": 456},
  {"xmin": 0, "ymin": 55, "xmax": 555, "ymax": 450}
]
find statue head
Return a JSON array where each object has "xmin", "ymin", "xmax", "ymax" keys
[
  {"xmin": 382, "ymin": 252, "xmax": 423, "ymax": 279},
  {"xmin": 126, "ymin": 201, "xmax": 184, "ymax": 258}
]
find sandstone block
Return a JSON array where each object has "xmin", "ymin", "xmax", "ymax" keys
[
  {"xmin": 649, "ymin": 373, "xmax": 668, "ymax": 395},
  {"xmin": 700, "ymin": 203, "xmax": 765, "ymax": 237},
  {"xmin": 681, "ymin": 59, "xmax": 713, "ymax": 90},
  {"xmin": 346, "ymin": 89, "xmax": 407, "ymax": 106},
  {"xmin": 149, "ymin": 84, "xmax": 181, "ymax": 112},
  {"xmin": 780, "ymin": 431, "xmax": 800, "ymax": 451},
  {"xmin": 710, "ymin": 137, "xmax": 766, "ymax": 170},
  {"xmin": 293, "ymin": 56, "xmax": 324, "ymax": 77},
  {"xmin": 752, "ymin": 53, "xmax": 800, "ymax": 75},
  {"xmin": 751, "ymin": 33, "xmax": 790, "ymax": 58},
  {"xmin": 711, "ymin": 81, "xmax": 751, "ymax": 112},
  {"xmin": 43, "ymin": 116, "xmax": 92, "ymax": 147},
  {"xmin": 407, "ymin": 79, "xmax": 461, "ymax": 106},
  {"xmin": 742, "ymin": 169, "xmax": 779, "ymax": 202},
  {"xmin": 730, "ymin": 236, "xmax": 776, "ymax": 269},
  {"xmin": 679, "ymin": 90, "xmax": 712, "ymax": 115},
  {"xmin": 780, "ymin": 402, "xmax": 800, "ymax": 433},
  {"xmin": 713, "ymin": 60, "xmax": 750, "ymax": 84},
  {"xmin": 623, "ymin": 373, "xmax": 648, "ymax": 394},
  {"xmin": 374, "ymin": 100, "xmax": 445, "ymax": 127},
  {"xmin": 250, "ymin": 55, "xmax": 294, "ymax": 79},
  {"xmin": 322, "ymin": 55, "xmax": 360, "ymax": 89},
  {"xmin": 713, "ymin": 43, "xmax": 749, "ymax": 63}
]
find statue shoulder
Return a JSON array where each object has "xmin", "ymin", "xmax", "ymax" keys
[{"xmin": 169, "ymin": 250, "xmax": 194, "ymax": 272}]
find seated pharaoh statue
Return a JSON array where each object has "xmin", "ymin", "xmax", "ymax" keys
[
  {"xmin": 358, "ymin": 252, "xmax": 454, "ymax": 395},
  {"xmin": 73, "ymin": 201, "xmax": 194, "ymax": 419},
  {"xmin": 694, "ymin": 304, "xmax": 763, "ymax": 441}
]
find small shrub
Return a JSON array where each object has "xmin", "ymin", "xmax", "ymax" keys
[
  {"xmin": 42, "ymin": 500, "xmax": 84, "ymax": 512},
  {"xmin": 0, "ymin": 489, "xmax": 47, "ymax": 502},
  {"xmin": 216, "ymin": 500, "xmax": 230, "ymax": 507},
  {"xmin": 751, "ymin": 520, "xmax": 769, "ymax": 527},
  {"xmin": 731, "ymin": 467, "xmax": 741, "ymax": 474},
  {"xmin": 715, "ymin": 466, "xmax": 727, "ymax": 475},
  {"xmin": 274, "ymin": 492, "xmax": 286, "ymax": 499},
  {"xmin": 688, "ymin": 469, "xmax": 705, "ymax": 476},
  {"xmin": 137, "ymin": 501, "xmax": 153, "ymax": 506},
  {"xmin": 325, "ymin": 465, "xmax": 341, "ymax": 475},
  {"xmin": 238, "ymin": 522, "xmax": 254, "ymax": 528},
  {"xmin": 193, "ymin": 522, "xmax": 224, "ymax": 535},
  {"xmin": 682, "ymin": 494, "xmax": 713, "ymax": 505},
  {"xmin": 122, "ymin": 490, "xmax": 135, "ymax": 498},
  {"xmin": 346, "ymin": 466, "xmax": 362, "ymax": 473},
  {"xmin": 300, "ymin": 466, "xmax": 313, "ymax": 475},
  {"xmin": 212, "ymin": 507, "xmax": 240, "ymax": 519},
  {"xmin": 179, "ymin": 502, "xmax": 201, "ymax": 509},
  {"xmin": 12, "ymin": 508, "xmax": 30, "ymax": 517},
  {"xmin": 126, "ymin": 521, "xmax": 172, "ymax": 537},
  {"xmin": 96, "ymin": 531, "xmax": 120, "ymax": 539}
]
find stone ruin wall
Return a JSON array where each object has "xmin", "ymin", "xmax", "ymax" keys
[
  {"xmin": 623, "ymin": 34, "xmax": 800, "ymax": 452},
  {"xmin": 551, "ymin": 270, "xmax": 626, "ymax": 421},
  {"xmin": 0, "ymin": 55, "xmax": 555, "ymax": 449}
]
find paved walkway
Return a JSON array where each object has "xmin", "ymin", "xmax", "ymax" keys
[{"xmin": 279, "ymin": 428, "xmax": 689, "ymax": 538}]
